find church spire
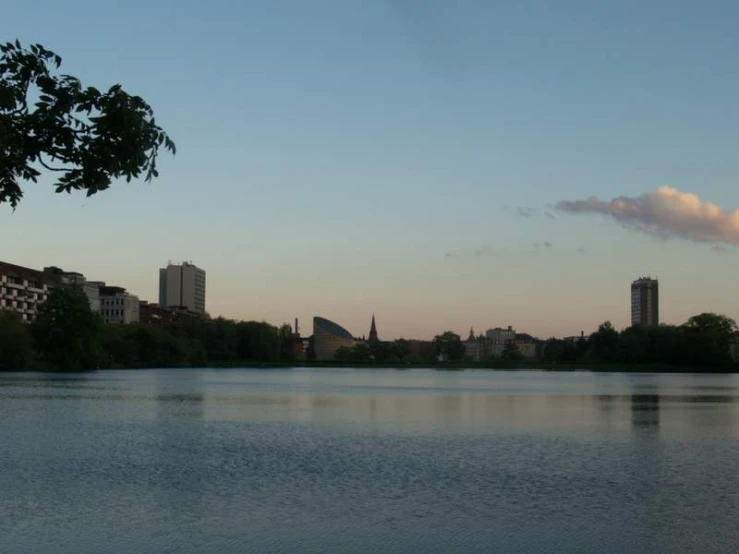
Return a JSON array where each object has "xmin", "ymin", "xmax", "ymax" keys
[
  {"xmin": 369, "ymin": 313, "xmax": 379, "ymax": 343},
  {"xmin": 468, "ymin": 327, "xmax": 475, "ymax": 341}
]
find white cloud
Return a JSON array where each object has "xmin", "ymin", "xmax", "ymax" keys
[{"xmin": 556, "ymin": 186, "xmax": 739, "ymax": 246}]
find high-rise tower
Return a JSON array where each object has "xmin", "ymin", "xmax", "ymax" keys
[
  {"xmin": 159, "ymin": 262, "xmax": 206, "ymax": 314},
  {"xmin": 631, "ymin": 277, "xmax": 659, "ymax": 327}
]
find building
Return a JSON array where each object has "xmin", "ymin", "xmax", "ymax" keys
[
  {"xmin": 139, "ymin": 301, "xmax": 203, "ymax": 326},
  {"xmin": 486, "ymin": 326, "xmax": 516, "ymax": 358},
  {"xmin": 406, "ymin": 340, "xmax": 435, "ymax": 362},
  {"xmin": 730, "ymin": 334, "xmax": 739, "ymax": 362},
  {"xmin": 139, "ymin": 301, "xmax": 201, "ymax": 326},
  {"xmin": 464, "ymin": 328, "xmax": 492, "ymax": 362},
  {"xmin": 139, "ymin": 301, "xmax": 177, "ymax": 326},
  {"xmin": 99, "ymin": 286, "xmax": 140, "ymax": 324},
  {"xmin": 43, "ymin": 266, "xmax": 85, "ymax": 286},
  {"xmin": 368, "ymin": 314, "xmax": 379, "ymax": 344},
  {"xmin": 464, "ymin": 339, "xmax": 491, "ymax": 362},
  {"xmin": 563, "ymin": 332, "xmax": 586, "ymax": 343},
  {"xmin": 631, "ymin": 277, "xmax": 659, "ymax": 327},
  {"xmin": 313, "ymin": 316, "xmax": 358, "ymax": 360},
  {"xmin": 514, "ymin": 333, "xmax": 539, "ymax": 360},
  {"xmin": 159, "ymin": 262, "xmax": 206, "ymax": 314},
  {"xmin": 289, "ymin": 318, "xmax": 308, "ymax": 361},
  {"xmin": 43, "ymin": 267, "xmax": 101, "ymax": 312},
  {"xmin": 0, "ymin": 261, "xmax": 58, "ymax": 322}
]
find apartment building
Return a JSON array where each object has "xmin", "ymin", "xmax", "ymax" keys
[
  {"xmin": 43, "ymin": 266, "xmax": 101, "ymax": 312},
  {"xmin": 0, "ymin": 261, "xmax": 58, "ymax": 322}
]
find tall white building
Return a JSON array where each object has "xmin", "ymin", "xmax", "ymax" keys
[{"xmin": 159, "ymin": 262, "xmax": 206, "ymax": 314}]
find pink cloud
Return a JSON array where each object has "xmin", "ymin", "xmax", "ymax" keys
[{"xmin": 557, "ymin": 186, "xmax": 739, "ymax": 246}]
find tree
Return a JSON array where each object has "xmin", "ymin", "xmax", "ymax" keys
[
  {"xmin": 235, "ymin": 321, "xmax": 280, "ymax": 362},
  {"xmin": 350, "ymin": 343, "xmax": 372, "ymax": 363},
  {"xmin": 680, "ymin": 313, "xmax": 737, "ymax": 365},
  {"xmin": 334, "ymin": 346, "xmax": 352, "ymax": 362},
  {"xmin": 278, "ymin": 323, "xmax": 296, "ymax": 361},
  {"xmin": 544, "ymin": 338, "xmax": 565, "ymax": 363},
  {"xmin": 30, "ymin": 288, "xmax": 102, "ymax": 370},
  {"xmin": 393, "ymin": 339, "xmax": 411, "ymax": 362},
  {"xmin": 1, "ymin": 41, "xmax": 175, "ymax": 208},
  {"xmin": 133, "ymin": 324, "xmax": 188, "ymax": 368},
  {"xmin": 433, "ymin": 331, "xmax": 465, "ymax": 361},
  {"xmin": 370, "ymin": 341, "xmax": 395, "ymax": 362},
  {"xmin": 588, "ymin": 321, "xmax": 619, "ymax": 362},
  {"xmin": 618, "ymin": 325, "xmax": 649, "ymax": 363},
  {"xmin": 0, "ymin": 310, "xmax": 32, "ymax": 370},
  {"xmin": 683, "ymin": 313, "xmax": 737, "ymax": 337},
  {"xmin": 651, "ymin": 325, "xmax": 681, "ymax": 365},
  {"xmin": 100, "ymin": 323, "xmax": 137, "ymax": 369}
]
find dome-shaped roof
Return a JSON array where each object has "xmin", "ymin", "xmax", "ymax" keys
[{"xmin": 313, "ymin": 316, "xmax": 353, "ymax": 340}]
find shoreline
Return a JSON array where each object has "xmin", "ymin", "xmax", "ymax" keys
[
  {"xmin": 213, "ymin": 361, "xmax": 739, "ymax": 373},
  {"xmin": 6, "ymin": 361, "xmax": 738, "ymax": 373}
]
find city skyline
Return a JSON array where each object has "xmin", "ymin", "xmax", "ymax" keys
[
  {"xmin": 4, "ymin": 2, "xmax": 739, "ymax": 338},
  {"xmin": 0, "ymin": 255, "xmax": 699, "ymax": 344}
]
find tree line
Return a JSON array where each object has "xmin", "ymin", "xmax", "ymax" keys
[
  {"xmin": 545, "ymin": 314, "xmax": 738, "ymax": 367},
  {"xmin": 0, "ymin": 289, "xmax": 297, "ymax": 371},
  {"xmin": 2, "ymin": 288, "xmax": 737, "ymax": 371},
  {"xmin": 332, "ymin": 316, "xmax": 739, "ymax": 368},
  {"xmin": 332, "ymin": 331, "xmax": 522, "ymax": 363}
]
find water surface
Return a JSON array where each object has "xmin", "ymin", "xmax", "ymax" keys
[{"xmin": 1, "ymin": 369, "xmax": 738, "ymax": 553}]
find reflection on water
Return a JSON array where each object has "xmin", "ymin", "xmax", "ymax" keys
[
  {"xmin": 631, "ymin": 394, "xmax": 660, "ymax": 428},
  {"xmin": 154, "ymin": 371, "xmax": 205, "ymax": 420},
  {"xmin": 1, "ymin": 369, "xmax": 738, "ymax": 554}
]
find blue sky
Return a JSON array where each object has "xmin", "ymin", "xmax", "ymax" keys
[{"xmin": 3, "ymin": 1, "xmax": 739, "ymax": 339}]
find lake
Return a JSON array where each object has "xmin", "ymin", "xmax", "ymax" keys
[{"xmin": 1, "ymin": 368, "xmax": 738, "ymax": 553}]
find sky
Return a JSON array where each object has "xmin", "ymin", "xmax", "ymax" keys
[{"xmin": 3, "ymin": 0, "xmax": 739, "ymax": 340}]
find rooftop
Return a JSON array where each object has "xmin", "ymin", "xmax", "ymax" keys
[{"xmin": 313, "ymin": 316, "xmax": 353, "ymax": 340}]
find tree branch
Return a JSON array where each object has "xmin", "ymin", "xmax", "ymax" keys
[{"xmin": 38, "ymin": 156, "xmax": 67, "ymax": 172}]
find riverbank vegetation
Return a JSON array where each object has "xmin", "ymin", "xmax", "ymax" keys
[
  {"xmin": 1, "ymin": 289, "xmax": 737, "ymax": 372},
  {"xmin": 544, "ymin": 315, "xmax": 738, "ymax": 368},
  {"xmin": 0, "ymin": 289, "xmax": 296, "ymax": 371}
]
